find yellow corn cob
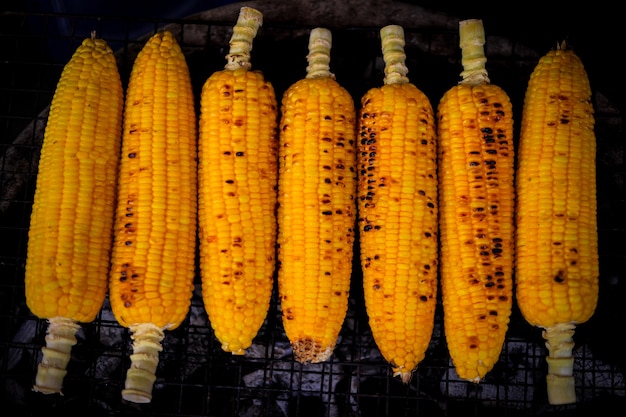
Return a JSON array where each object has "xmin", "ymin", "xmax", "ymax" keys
[
  {"xmin": 108, "ymin": 30, "xmax": 197, "ymax": 403},
  {"xmin": 198, "ymin": 7, "xmax": 278, "ymax": 355},
  {"xmin": 436, "ymin": 19, "xmax": 515, "ymax": 383},
  {"xmin": 357, "ymin": 25, "xmax": 438, "ymax": 383},
  {"xmin": 24, "ymin": 33, "xmax": 123, "ymax": 395},
  {"xmin": 277, "ymin": 27, "xmax": 357, "ymax": 363},
  {"xmin": 515, "ymin": 41, "xmax": 598, "ymax": 405}
]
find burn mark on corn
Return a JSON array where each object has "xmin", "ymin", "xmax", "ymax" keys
[{"xmin": 554, "ymin": 270, "xmax": 566, "ymax": 283}]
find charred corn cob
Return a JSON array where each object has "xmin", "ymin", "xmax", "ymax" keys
[
  {"xmin": 24, "ymin": 33, "xmax": 123, "ymax": 395},
  {"xmin": 198, "ymin": 7, "xmax": 278, "ymax": 355},
  {"xmin": 357, "ymin": 25, "xmax": 438, "ymax": 383},
  {"xmin": 277, "ymin": 27, "xmax": 357, "ymax": 363},
  {"xmin": 436, "ymin": 19, "xmax": 515, "ymax": 382},
  {"xmin": 108, "ymin": 30, "xmax": 197, "ymax": 403},
  {"xmin": 515, "ymin": 41, "xmax": 598, "ymax": 405}
]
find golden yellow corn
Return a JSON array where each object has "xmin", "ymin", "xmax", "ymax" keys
[
  {"xmin": 357, "ymin": 25, "xmax": 438, "ymax": 383},
  {"xmin": 515, "ymin": 41, "xmax": 599, "ymax": 405},
  {"xmin": 108, "ymin": 30, "xmax": 197, "ymax": 403},
  {"xmin": 436, "ymin": 19, "xmax": 514, "ymax": 383},
  {"xmin": 198, "ymin": 7, "xmax": 278, "ymax": 355},
  {"xmin": 24, "ymin": 33, "xmax": 123, "ymax": 395},
  {"xmin": 277, "ymin": 27, "xmax": 357, "ymax": 363}
]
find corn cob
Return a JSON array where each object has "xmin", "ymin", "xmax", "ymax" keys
[
  {"xmin": 357, "ymin": 25, "xmax": 438, "ymax": 383},
  {"xmin": 277, "ymin": 27, "xmax": 357, "ymax": 363},
  {"xmin": 436, "ymin": 19, "xmax": 514, "ymax": 382},
  {"xmin": 198, "ymin": 7, "xmax": 278, "ymax": 355},
  {"xmin": 108, "ymin": 30, "xmax": 197, "ymax": 403},
  {"xmin": 515, "ymin": 41, "xmax": 598, "ymax": 405},
  {"xmin": 24, "ymin": 33, "xmax": 123, "ymax": 395}
]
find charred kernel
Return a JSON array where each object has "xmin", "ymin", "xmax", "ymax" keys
[
  {"xmin": 128, "ymin": 153, "xmax": 136, "ymax": 158},
  {"xmin": 363, "ymin": 225, "xmax": 372, "ymax": 232},
  {"xmin": 235, "ymin": 151, "xmax": 244, "ymax": 156},
  {"xmin": 125, "ymin": 241, "xmax": 132, "ymax": 246},
  {"xmin": 322, "ymin": 211, "xmax": 332, "ymax": 215}
]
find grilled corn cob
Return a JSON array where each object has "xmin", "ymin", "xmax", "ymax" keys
[
  {"xmin": 357, "ymin": 25, "xmax": 438, "ymax": 383},
  {"xmin": 198, "ymin": 7, "xmax": 278, "ymax": 355},
  {"xmin": 436, "ymin": 19, "xmax": 515, "ymax": 382},
  {"xmin": 277, "ymin": 27, "xmax": 357, "ymax": 363},
  {"xmin": 108, "ymin": 30, "xmax": 197, "ymax": 403},
  {"xmin": 24, "ymin": 33, "xmax": 123, "ymax": 395},
  {"xmin": 515, "ymin": 41, "xmax": 598, "ymax": 405}
]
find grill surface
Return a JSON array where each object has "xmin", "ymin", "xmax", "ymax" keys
[{"xmin": 1, "ymin": 7, "xmax": 625, "ymax": 417}]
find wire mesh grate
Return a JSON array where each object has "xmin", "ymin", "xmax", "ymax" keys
[{"xmin": 1, "ymin": 10, "xmax": 625, "ymax": 417}]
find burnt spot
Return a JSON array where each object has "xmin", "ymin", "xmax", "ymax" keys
[{"xmin": 554, "ymin": 270, "xmax": 566, "ymax": 283}]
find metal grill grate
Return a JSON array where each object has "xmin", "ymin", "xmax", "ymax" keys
[{"xmin": 1, "ymin": 10, "xmax": 625, "ymax": 417}]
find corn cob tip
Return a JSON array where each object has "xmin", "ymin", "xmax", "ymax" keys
[
  {"xmin": 380, "ymin": 24, "xmax": 409, "ymax": 85},
  {"xmin": 292, "ymin": 338, "xmax": 334, "ymax": 364},
  {"xmin": 225, "ymin": 6, "xmax": 263, "ymax": 70},
  {"xmin": 393, "ymin": 368, "xmax": 414, "ymax": 384},
  {"xmin": 458, "ymin": 19, "xmax": 490, "ymax": 85},
  {"xmin": 542, "ymin": 323, "xmax": 577, "ymax": 405},
  {"xmin": 121, "ymin": 323, "xmax": 165, "ymax": 403},
  {"xmin": 305, "ymin": 28, "xmax": 335, "ymax": 79},
  {"xmin": 32, "ymin": 317, "xmax": 80, "ymax": 395}
]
